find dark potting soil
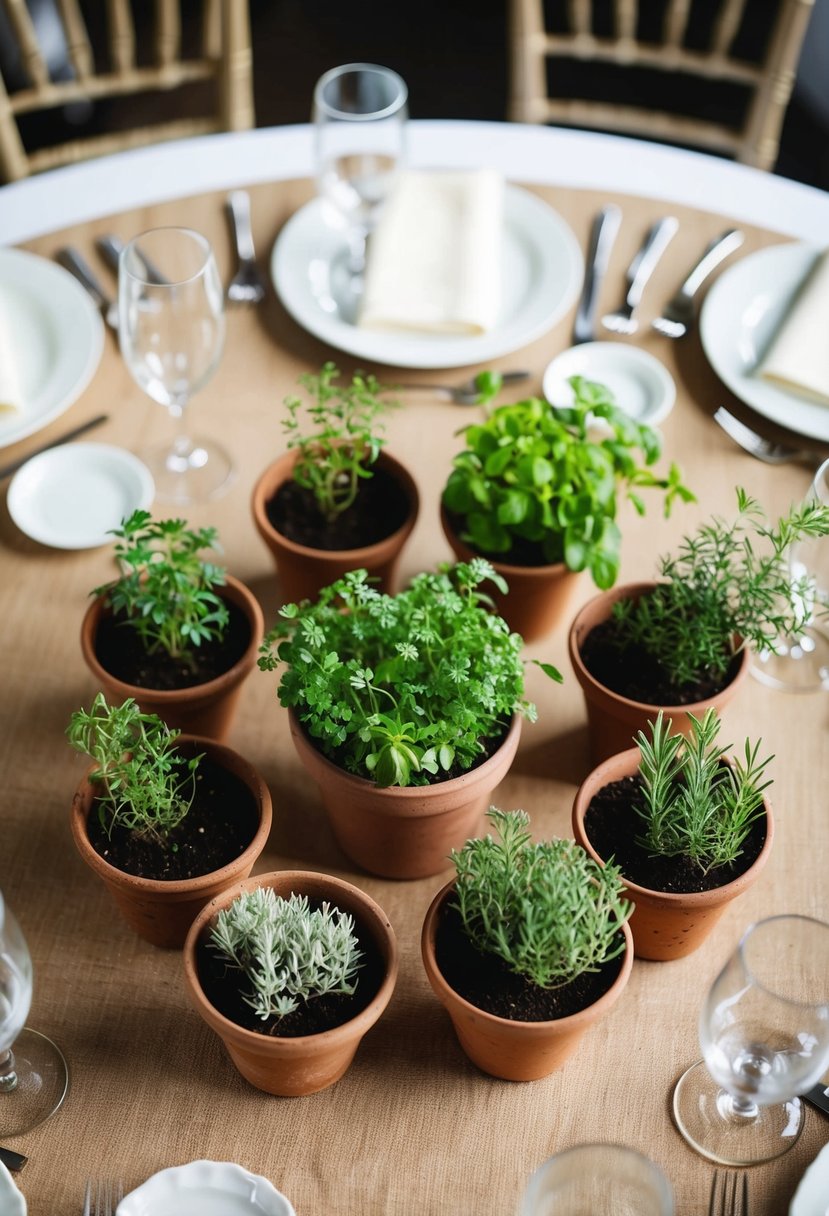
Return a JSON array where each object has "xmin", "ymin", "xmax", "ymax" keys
[
  {"xmin": 584, "ymin": 774, "xmax": 767, "ymax": 894},
  {"xmin": 434, "ymin": 899, "xmax": 626, "ymax": 1022},
  {"xmin": 87, "ymin": 754, "xmax": 260, "ymax": 880},
  {"xmin": 444, "ymin": 508, "xmax": 559, "ymax": 569},
  {"xmin": 195, "ymin": 907, "xmax": 386, "ymax": 1037},
  {"xmin": 267, "ymin": 467, "xmax": 410, "ymax": 552},
  {"xmin": 579, "ymin": 615, "xmax": 742, "ymax": 706},
  {"xmin": 94, "ymin": 597, "xmax": 251, "ymax": 691}
]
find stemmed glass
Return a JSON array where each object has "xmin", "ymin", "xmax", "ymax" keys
[
  {"xmin": 672, "ymin": 914, "xmax": 829, "ymax": 1165},
  {"xmin": 0, "ymin": 891, "xmax": 69, "ymax": 1136},
  {"xmin": 119, "ymin": 226, "xmax": 232, "ymax": 505},
  {"xmin": 312, "ymin": 63, "xmax": 408, "ymax": 298},
  {"xmin": 751, "ymin": 457, "xmax": 829, "ymax": 692}
]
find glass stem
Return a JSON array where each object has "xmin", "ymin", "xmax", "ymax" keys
[
  {"xmin": 167, "ymin": 397, "xmax": 194, "ymax": 469},
  {"xmin": 346, "ymin": 227, "xmax": 368, "ymax": 279},
  {"xmin": 0, "ymin": 1047, "xmax": 19, "ymax": 1093}
]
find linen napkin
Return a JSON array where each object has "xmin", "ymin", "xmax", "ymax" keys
[
  {"xmin": 757, "ymin": 247, "xmax": 829, "ymax": 406},
  {"xmin": 0, "ymin": 287, "xmax": 24, "ymax": 414},
  {"xmin": 358, "ymin": 168, "xmax": 504, "ymax": 335}
]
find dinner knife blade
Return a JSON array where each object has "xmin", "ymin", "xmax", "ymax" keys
[
  {"xmin": 573, "ymin": 205, "xmax": 622, "ymax": 345},
  {"xmin": 0, "ymin": 413, "xmax": 109, "ymax": 481},
  {"xmin": 0, "ymin": 1144, "xmax": 28, "ymax": 1172},
  {"xmin": 55, "ymin": 247, "xmax": 119, "ymax": 330}
]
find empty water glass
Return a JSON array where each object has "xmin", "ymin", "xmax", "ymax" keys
[{"xmin": 520, "ymin": 1143, "xmax": 675, "ymax": 1215}]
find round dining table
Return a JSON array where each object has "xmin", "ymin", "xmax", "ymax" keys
[{"xmin": 1, "ymin": 120, "xmax": 828, "ymax": 1216}]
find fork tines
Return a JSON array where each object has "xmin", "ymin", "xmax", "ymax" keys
[{"xmin": 709, "ymin": 1169, "xmax": 749, "ymax": 1216}]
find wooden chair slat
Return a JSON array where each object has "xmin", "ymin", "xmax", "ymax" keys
[{"xmin": 55, "ymin": 0, "xmax": 94, "ymax": 81}]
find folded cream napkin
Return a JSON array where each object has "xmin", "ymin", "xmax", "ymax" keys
[
  {"xmin": 359, "ymin": 168, "xmax": 504, "ymax": 335},
  {"xmin": 0, "ymin": 286, "xmax": 24, "ymax": 414},
  {"xmin": 758, "ymin": 247, "xmax": 829, "ymax": 406}
]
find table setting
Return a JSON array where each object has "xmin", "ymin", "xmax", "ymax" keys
[{"xmin": 2, "ymin": 62, "xmax": 829, "ymax": 1216}]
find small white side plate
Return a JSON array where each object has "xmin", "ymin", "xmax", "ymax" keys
[
  {"xmin": 0, "ymin": 1161, "xmax": 26, "ymax": 1216},
  {"xmin": 117, "ymin": 1161, "xmax": 296, "ymax": 1216},
  {"xmin": 7, "ymin": 442, "xmax": 154, "ymax": 549},
  {"xmin": 542, "ymin": 341, "xmax": 676, "ymax": 427},
  {"xmin": 790, "ymin": 1141, "xmax": 829, "ymax": 1215}
]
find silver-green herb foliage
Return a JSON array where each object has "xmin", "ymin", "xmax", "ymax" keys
[
  {"xmin": 450, "ymin": 808, "xmax": 631, "ymax": 988},
  {"xmin": 209, "ymin": 887, "xmax": 363, "ymax": 1021},
  {"xmin": 258, "ymin": 560, "xmax": 562, "ymax": 788},
  {"xmin": 634, "ymin": 709, "xmax": 772, "ymax": 873},
  {"xmin": 66, "ymin": 693, "xmax": 199, "ymax": 846}
]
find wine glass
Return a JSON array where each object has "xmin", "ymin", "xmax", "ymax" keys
[
  {"xmin": 672, "ymin": 914, "xmax": 829, "ymax": 1166},
  {"xmin": 0, "ymin": 891, "xmax": 69, "ymax": 1136},
  {"xmin": 119, "ymin": 226, "xmax": 232, "ymax": 505},
  {"xmin": 312, "ymin": 63, "xmax": 408, "ymax": 298},
  {"xmin": 520, "ymin": 1144, "xmax": 675, "ymax": 1215},
  {"xmin": 751, "ymin": 457, "xmax": 829, "ymax": 692}
]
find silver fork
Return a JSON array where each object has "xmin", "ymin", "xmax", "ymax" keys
[
  {"xmin": 395, "ymin": 370, "xmax": 530, "ymax": 404},
  {"xmin": 708, "ymin": 1169, "xmax": 748, "ymax": 1215},
  {"xmin": 226, "ymin": 190, "xmax": 268, "ymax": 305},
  {"xmin": 652, "ymin": 228, "xmax": 745, "ymax": 338},
  {"xmin": 83, "ymin": 1178, "xmax": 124, "ymax": 1216},
  {"xmin": 712, "ymin": 405, "xmax": 826, "ymax": 467},
  {"xmin": 601, "ymin": 215, "xmax": 679, "ymax": 335}
]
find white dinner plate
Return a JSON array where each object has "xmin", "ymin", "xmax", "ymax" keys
[
  {"xmin": 271, "ymin": 185, "xmax": 583, "ymax": 369},
  {"xmin": 0, "ymin": 248, "xmax": 105, "ymax": 450},
  {"xmin": 7, "ymin": 442, "xmax": 154, "ymax": 549},
  {"xmin": 790, "ymin": 1140, "xmax": 829, "ymax": 1215},
  {"xmin": 699, "ymin": 242, "xmax": 829, "ymax": 442},
  {"xmin": 0, "ymin": 1162, "xmax": 26, "ymax": 1216},
  {"xmin": 542, "ymin": 341, "xmax": 675, "ymax": 427},
  {"xmin": 117, "ymin": 1161, "xmax": 296, "ymax": 1216}
]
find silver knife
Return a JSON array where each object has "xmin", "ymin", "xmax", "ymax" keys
[
  {"xmin": 572, "ymin": 205, "xmax": 622, "ymax": 345},
  {"xmin": 96, "ymin": 234, "xmax": 170, "ymax": 285},
  {"xmin": 0, "ymin": 1144, "xmax": 27, "ymax": 1172},
  {"xmin": 0, "ymin": 413, "xmax": 109, "ymax": 481},
  {"xmin": 56, "ymin": 247, "xmax": 118, "ymax": 330}
]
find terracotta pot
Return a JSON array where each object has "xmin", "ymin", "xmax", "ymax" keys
[
  {"xmin": 252, "ymin": 449, "xmax": 419, "ymax": 604},
  {"xmin": 440, "ymin": 503, "xmax": 582, "ymax": 642},
  {"xmin": 568, "ymin": 581, "xmax": 751, "ymax": 765},
  {"xmin": 70, "ymin": 736, "xmax": 273, "ymax": 949},
  {"xmin": 289, "ymin": 712, "xmax": 521, "ymax": 880},
  {"xmin": 80, "ymin": 575, "xmax": 264, "ymax": 741},
  {"xmin": 421, "ymin": 881, "xmax": 633, "ymax": 1080},
  {"xmin": 571, "ymin": 746, "xmax": 774, "ymax": 961},
  {"xmin": 182, "ymin": 870, "xmax": 398, "ymax": 1096}
]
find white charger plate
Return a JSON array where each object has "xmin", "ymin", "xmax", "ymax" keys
[
  {"xmin": 790, "ymin": 1140, "xmax": 829, "ymax": 1215},
  {"xmin": 0, "ymin": 248, "xmax": 105, "ymax": 450},
  {"xmin": 271, "ymin": 185, "xmax": 583, "ymax": 369},
  {"xmin": 542, "ymin": 341, "xmax": 676, "ymax": 426},
  {"xmin": 117, "ymin": 1161, "xmax": 296, "ymax": 1216},
  {"xmin": 699, "ymin": 242, "xmax": 829, "ymax": 442},
  {"xmin": 7, "ymin": 442, "xmax": 154, "ymax": 549},
  {"xmin": 0, "ymin": 1161, "xmax": 26, "ymax": 1216}
]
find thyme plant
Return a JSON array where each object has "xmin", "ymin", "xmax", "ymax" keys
[
  {"xmin": 611, "ymin": 488, "xmax": 829, "ymax": 686},
  {"xmin": 94, "ymin": 510, "xmax": 229, "ymax": 664},
  {"xmin": 258, "ymin": 560, "xmax": 561, "ymax": 788},
  {"xmin": 450, "ymin": 809, "xmax": 631, "ymax": 988},
  {"xmin": 66, "ymin": 693, "xmax": 199, "ymax": 845},
  {"xmin": 282, "ymin": 361, "xmax": 396, "ymax": 523},
  {"xmin": 634, "ymin": 710, "xmax": 772, "ymax": 873},
  {"xmin": 208, "ymin": 887, "xmax": 363, "ymax": 1020}
]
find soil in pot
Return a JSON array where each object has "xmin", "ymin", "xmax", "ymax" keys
[
  {"xmin": 86, "ymin": 755, "xmax": 260, "ymax": 881},
  {"xmin": 579, "ymin": 613, "xmax": 743, "ymax": 706},
  {"xmin": 194, "ymin": 907, "xmax": 387, "ymax": 1038},
  {"xmin": 267, "ymin": 468, "xmax": 410, "ymax": 552},
  {"xmin": 94, "ymin": 598, "xmax": 252, "ymax": 691},
  {"xmin": 443, "ymin": 507, "xmax": 556, "ymax": 569},
  {"xmin": 584, "ymin": 773, "xmax": 768, "ymax": 894},
  {"xmin": 434, "ymin": 900, "xmax": 626, "ymax": 1022}
]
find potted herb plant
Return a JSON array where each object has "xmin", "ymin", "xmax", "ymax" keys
[
  {"xmin": 441, "ymin": 375, "xmax": 692, "ymax": 640},
  {"xmin": 259, "ymin": 560, "xmax": 561, "ymax": 879},
  {"xmin": 251, "ymin": 361, "xmax": 419, "ymax": 604},
  {"xmin": 183, "ymin": 870, "xmax": 398, "ymax": 1095},
  {"xmin": 421, "ymin": 808, "xmax": 633, "ymax": 1080},
  {"xmin": 572, "ymin": 710, "xmax": 774, "ymax": 961},
  {"xmin": 68, "ymin": 694, "xmax": 272, "ymax": 948},
  {"xmin": 569, "ymin": 488, "xmax": 829, "ymax": 762},
  {"xmin": 80, "ymin": 510, "xmax": 264, "ymax": 740}
]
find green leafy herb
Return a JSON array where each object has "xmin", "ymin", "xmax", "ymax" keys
[
  {"xmin": 66, "ymin": 693, "xmax": 199, "ymax": 846},
  {"xmin": 258, "ymin": 559, "xmax": 562, "ymax": 788},
  {"xmin": 634, "ymin": 710, "xmax": 772, "ymax": 873},
  {"xmin": 450, "ymin": 808, "xmax": 631, "ymax": 988},
  {"xmin": 94, "ymin": 509, "xmax": 228, "ymax": 664},
  {"xmin": 442, "ymin": 376, "xmax": 693, "ymax": 589},
  {"xmin": 209, "ymin": 886, "xmax": 362, "ymax": 1020},
  {"xmin": 282, "ymin": 361, "xmax": 396, "ymax": 523}
]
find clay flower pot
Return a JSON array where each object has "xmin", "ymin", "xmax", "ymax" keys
[
  {"xmin": 290, "ymin": 711, "xmax": 521, "ymax": 880},
  {"xmin": 252, "ymin": 449, "xmax": 419, "ymax": 604},
  {"xmin": 80, "ymin": 575, "xmax": 264, "ymax": 741},
  {"xmin": 440, "ymin": 504, "xmax": 581, "ymax": 642},
  {"xmin": 182, "ymin": 870, "xmax": 398, "ymax": 1096},
  {"xmin": 70, "ymin": 736, "xmax": 273, "ymax": 949},
  {"xmin": 571, "ymin": 746, "xmax": 774, "ymax": 961},
  {"xmin": 421, "ymin": 881, "xmax": 633, "ymax": 1080},
  {"xmin": 568, "ymin": 581, "xmax": 751, "ymax": 765}
]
